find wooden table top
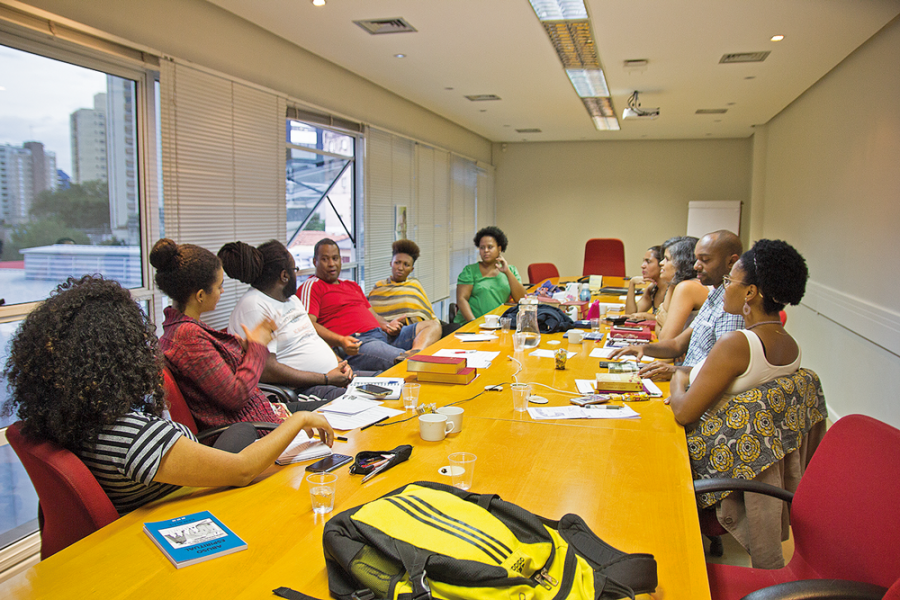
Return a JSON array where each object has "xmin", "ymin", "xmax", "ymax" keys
[{"xmin": 2, "ymin": 279, "xmax": 710, "ymax": 600}]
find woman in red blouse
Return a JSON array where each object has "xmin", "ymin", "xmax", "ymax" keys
[{"xmin": 151, "ymin": 238, "xmax": 292, "ymax": 433}]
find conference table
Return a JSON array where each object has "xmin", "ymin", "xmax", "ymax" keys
[{"xmin": 2, "ymin": 279, "xmax": 711, "ymax": 600}]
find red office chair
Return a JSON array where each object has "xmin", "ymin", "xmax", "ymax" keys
[
  {"xmin": 699, "ymin": 415, "xmax": 900, "ymax": 600},
  {"xmin": 582, "ymin": 238, "xmax": 625, "ymax": 277},
  {"xmin": 6, "ymin": 422, "xmax": 120, "ymax": 559},
  {"xmin": 527, "ymin": 262, "xmax": 560, "ymax": 285}
]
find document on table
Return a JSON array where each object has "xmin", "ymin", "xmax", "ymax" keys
[
  {"xmin": 453, "ymin": 333, "xmax": 498, "ymax": 342},
  {"xmin": 529, "ymin": 349, "xmax": 576, "ymax": 359},
  {"xmin": 433, "ymin": 349, "xmax": 501, "ymax": 369},
  {"xmin": 318, "ymin": 397, "xmax": 383, "ymax": 415},
  {"xmin": 527, "ymin": 405, "xmax": 640, "ymax": 420},
  {"xmin": 320, "ymin": 405, "xmax": 403, "ymax": 431},
  {"xmin": 574, "ymin": 379, "xmax": 664, "ymax": 397},
  {"xmin": 274, "ymin": 431, "xmax": 332, "ymax": 465}
]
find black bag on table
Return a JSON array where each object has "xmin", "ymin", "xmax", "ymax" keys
[
  {"xmin": 322, "ymin": 481, "xmax": 657, "ymax": 600},
  {"xmin": 500, "ymin": 304, "xmax": 576, "ymax": 333}
]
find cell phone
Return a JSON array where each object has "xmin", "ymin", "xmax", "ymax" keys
[
  {"xmin": 305, "ymin": 454, "xmax": 353, "ymax": 473},
  {"xmin": 357, "ymin": 383, "xmax": 393, "ymax": 398}
]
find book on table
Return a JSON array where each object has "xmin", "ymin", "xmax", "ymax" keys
[
  {"xmin": 274, "ymin": 430, "xmax": 332, "ymax": 465},
  {"xmin": 144, "ymin": 511, "xmax": 246, "ymax": 568},
  {"xmin": 595, "ymin": 373, "xmax": 644, "ymax": 392},
  {"xmin": 414, "ymin": 367, "xmax": 478, "ymax": 385},
  {"xmin": 406, "ymin": 355, "xmax": 467, "ymax": 374}
]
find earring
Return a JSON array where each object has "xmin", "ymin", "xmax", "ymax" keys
[{"xmin": 743, "ymin": 300, "xmax": 751, "ymax": 316}]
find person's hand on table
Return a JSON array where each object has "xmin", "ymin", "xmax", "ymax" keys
[
  {"xmin": 327, "ymin": 360, "xmax": 352, "ymax": 387},
  {"xmin": 609, "ymin": 345, "xmax": 644, "ymax": 361},
  {"xmin": 625, "ymin": 312, "xmax": 655, "ymax": 321},
  {"xmin": 293, "ymin": 411, "xmax": 334, "ymax": 447},
  {"xmin": 664, "ymin": 369, "xmax": 690, "ymax": 404},
  {"xmin": 340, "ymin": 335, "xmax": 361, "ymax": 356},
  {"xmin": 639, "ymin": 361, "xmax": 676, "ymax": 381}
]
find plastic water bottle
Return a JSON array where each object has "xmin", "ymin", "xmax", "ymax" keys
[{"xmin": 579, "ymin": 283, "xmax": 591, "ymax": 302}]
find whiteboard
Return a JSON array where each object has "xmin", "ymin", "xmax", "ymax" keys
[{"xmin": 686, "ymin": 201, "xmax": 741, "ymax": 238}]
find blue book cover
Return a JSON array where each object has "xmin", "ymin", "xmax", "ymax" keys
[{"xmin": 143, "ymin": 510, "xmax": 246, "ymax": 568}]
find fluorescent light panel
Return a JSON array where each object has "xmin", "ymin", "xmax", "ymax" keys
[
  {"xmin": 567, "ymin": 69, "xmax": 609, "ymax": 98},
  {"xmin": 528, "ymin": 0, "xmax": 588, "ymax": 21}
]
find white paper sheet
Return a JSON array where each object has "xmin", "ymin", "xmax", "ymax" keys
[
  {"xmin": 453, "ymin": 333, "xmax": 498, "ymax": 342},
  {"xmin": 320, "ymin": 405, "xmax": 404, "ymax": 431},
  {"xmin": 433, "ymin": 349, "xmax": 500, "ymax": 369},
  {"xmin": 589, "ymin": 348, "xmax": 653, "ymax": 361},
  {"xmin": 318, "ymin": 397, "xmax": 383, "ymax": 415},
  {"xmin": 274, "ymin": 431, "xmax": 333, "ymax": 465},
  {"xmin": 529, "ymin": 349, "xmax": 576, "ymax": 359},
  {"xmin": 527, "ymin": 405, "xmax": 639, "ymax": 420}
]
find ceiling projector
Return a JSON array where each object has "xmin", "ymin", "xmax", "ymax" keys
[{"xmin": 622, "ymin": 106, "xmax": 660, "ymax": 120}]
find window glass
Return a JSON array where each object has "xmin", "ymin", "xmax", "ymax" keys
[
  {"xmin": 0, "ymin": 45, "xmax": 142, "ymax": 306},
  {"xmin": 286, "ymin": 121, "xmax": 357, "ymax": 274}
]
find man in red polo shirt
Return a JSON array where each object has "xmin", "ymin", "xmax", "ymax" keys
[{"xmin": 297, "ymin": 239, "xmax": 441, "ymax": 372}]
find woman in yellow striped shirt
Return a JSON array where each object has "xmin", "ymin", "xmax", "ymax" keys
[{"xmin": 368, "ymin": 239, "xmax": 437, "ymax": 327}]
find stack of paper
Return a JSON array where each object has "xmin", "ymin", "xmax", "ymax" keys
[
  {"xmin": 319, "ymin": 403, "xmax": 403, "ymax": 431},
  {"xmin": 527, "ymin": 405, "xmax": 640, "ymax": 420}
]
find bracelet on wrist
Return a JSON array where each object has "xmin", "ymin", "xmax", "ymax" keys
[{"xmin": 324, "ymin": 374, "xmax": 329, "ymax": 386}]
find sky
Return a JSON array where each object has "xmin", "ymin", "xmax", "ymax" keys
[{"xmin": 0, "ymin": 43, "xmax": 109, "ymax": 174}]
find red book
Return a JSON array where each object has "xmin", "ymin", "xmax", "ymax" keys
[
  {"xmin": 415, "ymin": 368, "xmax": 478, "ymax": 385},
  {"xmin": 406, "ymin": 355, "xmax": 467, "ymax": 374},
  {"xmin": 609, "ymin": 326, "xmax": 653, "ymax": 341}
]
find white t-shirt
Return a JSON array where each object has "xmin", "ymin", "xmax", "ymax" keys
[{"xmin": 228, "ymin": 288, "xmax": 338, "ymax": 375}]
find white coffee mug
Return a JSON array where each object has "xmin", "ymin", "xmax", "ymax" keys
[
  {"xmin": 436, "ymin": 406, "xmax": 464, "ymax": 433},
  {"xmin": 568, "ymin": 329, "xmax": 584, "ymax": 344},
  {"xmin": 419, "ymin": 414, "xmax": 455, "ymax": 441},
  {"xmin": 484, "ymin": 314, "xmax": 500, "ymax": 327}
]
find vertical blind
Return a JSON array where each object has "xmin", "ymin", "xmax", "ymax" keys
[
  {"xmin": 365, "ymin": 129, "xmax": 482, "ymax": 307},
  {"xmin": 159, "ymin": 59, "xmax": 286, "ymax": 329}
]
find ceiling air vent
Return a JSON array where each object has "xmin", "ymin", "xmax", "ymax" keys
[
  {"xmin": 719, "ymin": 51, "xmax": 770, "ymax": 64},
  {"xmin": 353, "ymin": 18, "xmax": 417, "ymax": 35},
  {"xmin": 465, "ymin": 94, "xmax": 502, "ymax": 102},
  {"xmin": 695, "ymin": 108, "xmax": 728, "ymax": 114},
  {"xmin": 515, "ymin": 128, "xmax": 542, "ymax": 134}
]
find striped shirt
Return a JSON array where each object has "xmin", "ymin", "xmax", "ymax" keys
[
  {"xmin": 367, "ymin": 278, "xmax": 436, "ymax": 323},
  {"xmin": 78, "ymin": 412, "xmax": 196, "ymax": 515},
  {"xmin": 682, "ymin": 285, "xmax": 745, "ymax": 367}
]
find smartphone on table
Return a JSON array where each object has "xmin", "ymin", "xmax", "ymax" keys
[
  {"xmin": 305, "ymin": 454, "xmax": 353, "ymax": 473},
  {"xmin": 356, "ymin": 384, "xmax": 393, "ymax": 398}
]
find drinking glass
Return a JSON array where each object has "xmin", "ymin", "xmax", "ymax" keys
[
  {"xmin": 500, "ymin": 317, "xmax": 512, "ymax": 332},
  {"xmin": 512, "ymin": 332, "xmax": 527, "ymax": 352},
  {"xmin": 590, "ymin": 318, "xmax": 601, "ymax": 334},
  {"xmin": 511, "ymin": 383, "xmax": 531, "ymax": 412},
  {"xmin": 448, "ymin": 452, "xmax": 477, "ymax": 490},
  {"xmin": 307, "ymin": 472, "xmax": 338, "ymax": 514},
  {"xmin": 402, "ymin": 383, "xmax": 421, "ymax": 411}
]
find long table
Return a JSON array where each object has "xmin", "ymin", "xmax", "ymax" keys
[{"xmin": 2, "ymin": 284, "xmax": 710, "ymax": 599}]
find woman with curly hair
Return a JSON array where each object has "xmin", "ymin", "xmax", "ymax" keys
[
  {"xmin": 151, "ymin": 238, "xmax": 283, "ymax": 431},
  {"xmin": 1, "ymin": 276, "xmax": 333, "ymax": 514},
  {"xmin": 453, "ymin": 226, "xmax": 526, "ymax": 323},
  {"xmin": 655, "ymin": 236, "xmax": 709, "ymax": 341},
  {"xmin": 668, "ymin": 239, "xmax": 808, "ymax": 427}
]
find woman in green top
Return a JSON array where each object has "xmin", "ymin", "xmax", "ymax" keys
[{"xmin": 454, "ymin": 226, "xmax": 526, "ymax": 323}]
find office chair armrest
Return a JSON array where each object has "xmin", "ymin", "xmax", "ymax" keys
[
  {"xmin": 258, "ymin": 383, "xmax": 299, "ymax": 404},
  {"xmin": 741, "ymin": 579, "xmax": 887, "ymax": 600},
  {"xmin": 693, "ymin": 478, "xmax": 795, "ymax": 504},
  {"xmin": 196, "ymin": 421, "xmax": 279, "ymax": 443}
]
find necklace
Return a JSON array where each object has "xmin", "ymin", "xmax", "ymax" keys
[{"xmin": 746, "ymin": 320, "xmax": 783, "ymax": 330}]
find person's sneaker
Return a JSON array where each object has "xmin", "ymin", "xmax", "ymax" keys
[{"xmin": 394, "ymin": 348, "xmax": 420, "ymax": 364}]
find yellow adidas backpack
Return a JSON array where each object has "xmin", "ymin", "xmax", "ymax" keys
[{"xmin": 321, "ymin": 481, "xmax": 657, "ymax": 600}]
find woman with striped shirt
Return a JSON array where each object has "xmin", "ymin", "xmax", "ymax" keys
[{"xmin": 2, "ymin": 276, "xmax": 333, "ymax": 514}]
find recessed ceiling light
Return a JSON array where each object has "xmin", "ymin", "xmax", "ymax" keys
[
  {"xmin": 771, "ymin": 35, "xmax": 784, "ymax": 42},
  {"xmin": 444, "ymin": 87, "xmax": 454, "ymax": 91},
  {"xmin": 528, "ymin": 0, "xmax": 588, "ymax": 22},
  {"xmin": 566, "ymin": 69, "xmax": 609, "ymax": 98},
  {"xmin": 745, "ymin": 76, "xmax": 756, "ymax": 80},
  {"xmin": 394, "ymin": 54, "xmax": 406, "ymax": 59},
  {"xmin": 311, "ymin": 0, "xmax": 325, "ymax": 6}
]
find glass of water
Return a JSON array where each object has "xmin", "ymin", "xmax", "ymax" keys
[
  {"xmin": 402, "ymin": 383, "xmax": 421, "ymax": 411},
  {"xmin": 307, "ymin": 471, "xmax": 338, "ymax": 514}
]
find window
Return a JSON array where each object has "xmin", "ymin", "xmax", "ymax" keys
[{"xmin": 286, "ymin": 120, "xmax": 358, "ymax": 274}]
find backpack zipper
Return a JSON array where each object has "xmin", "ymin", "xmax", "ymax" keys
[{"xmin": 533, "ymin": 568, "xmax": 559, "ymax": 590}]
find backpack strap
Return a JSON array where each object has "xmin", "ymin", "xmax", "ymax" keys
[
  {"xmin": 272, "ymin": 587, "xmax": 325, "ymax": 600},
  {"xmin": 395, "ymin": 542, "xmax": 432, "ymax": 600}
]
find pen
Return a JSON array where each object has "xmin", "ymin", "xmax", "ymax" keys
[
  {"xmin": 335, "ymin": 436, "xmax": 349, "ymax": 442},
  {"xmin": 362, "ymin": 459, "xmax": 392, "ymax": 483},
  {"xmin": 360, "ymin": 416, "xmax": 389, "ymax": 430}
]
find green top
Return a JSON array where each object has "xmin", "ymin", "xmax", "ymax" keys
[{"xmin": 453, "ymin": 263, "xmax": 521, "ymax": 323}]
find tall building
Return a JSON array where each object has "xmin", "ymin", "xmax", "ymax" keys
[
  {"xmin": 105, "ymin": 76, "xmax": 138, "ymax": 241},
  {"xmin": 70, "ymin": 92, "xmax": 108, "ymax": 184},
  {"xmin": 0, "ymin": 142, "xmax": 57, "ymax": 226}
]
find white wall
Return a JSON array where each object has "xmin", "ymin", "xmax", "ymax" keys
[
  {"xmin": 755, "ymin": 16, "xmax": 900, "ymax": 428},
  {"xmin": 493, "ymin": 139, "xmax": 752, "ymax": 277},
  {"xmin": 18, "ymin": 0, "xmax": 492, "ymax": 164}
]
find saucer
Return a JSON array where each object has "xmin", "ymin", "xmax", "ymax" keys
[{"xmin": 479, "ymin": 323, "xmax": 501, "ymax": 330}]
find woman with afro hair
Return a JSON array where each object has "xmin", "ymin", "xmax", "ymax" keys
[
  {"xmin": 453, "ymin": 226, "xmax": 526, "ymax": 324},
  {"xmin": 667, "ymin": 239, "xmax": 808, "ymax": 428},
  {"xmin": 2, "ymin": 276, "xmax": 332, "ymax": 514}
]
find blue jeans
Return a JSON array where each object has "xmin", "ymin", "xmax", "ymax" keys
[{"xmin": 344, "ymin": 325, "xmax": 417, "ymax": 373}]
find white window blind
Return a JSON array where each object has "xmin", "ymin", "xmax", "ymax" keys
[
  {"xmin": 413, "ymin": 145, "xmax": 451, "ymax": 303},
  {"xmin": 476, "ymin": 164, "xmax": 495, "ymax": 232},
  {"xmin": 364, "ymin": 129, "xmax": 413, "ymax": 289},
  {"xmin": 450, "ymin": 155, "xmax": 478, "ymax": 287},
  {"xmin": 159, "ymin": 59, "xmax": 286, "ymax": 329}
]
